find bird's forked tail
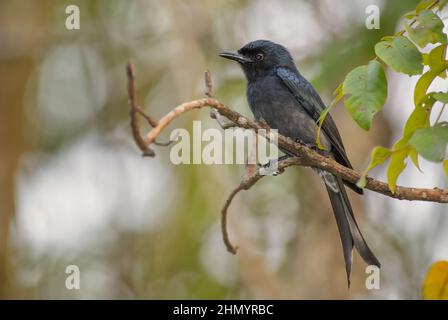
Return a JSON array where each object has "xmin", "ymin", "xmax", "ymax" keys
[{"xmin": 318, "ymin": 169, "xmax": 380, "ymax": 286}]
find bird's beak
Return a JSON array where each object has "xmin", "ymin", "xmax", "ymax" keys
[{"xmin": 219, "ymin": 51, "xmax": 251, "ymax": 63}]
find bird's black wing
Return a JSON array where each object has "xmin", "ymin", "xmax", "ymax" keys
[
  {"xmin": 277, "ymin": 67, "xmax": 365, "ymax": 193},
  {"xmin": 276, "ymin": 67, "xmax": 363, "ymax": 194},
  {"xmin": 276, "ymin": 67, "xmax": 350, "ymax": 166}
]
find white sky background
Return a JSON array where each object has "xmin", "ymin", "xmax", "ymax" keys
[{"xmin": 13, "ymin": 0, "xmax": 447, "ymax": 298}]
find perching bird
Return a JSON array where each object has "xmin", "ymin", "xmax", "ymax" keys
[{"xmin": 220, "ymin": 40, "xmax": 380, "ymax": 285}]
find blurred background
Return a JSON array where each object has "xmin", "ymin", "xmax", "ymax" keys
[{"xmin": 0, "ymin": 0, "xmax": 447, "ymax": 299}]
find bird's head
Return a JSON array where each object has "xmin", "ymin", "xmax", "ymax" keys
[{"xmin": 220, "ymin": 40, "xmax": 295, "ymax": 81}]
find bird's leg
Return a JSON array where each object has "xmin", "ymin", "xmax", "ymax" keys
[
  {"xmin": 259, "ymin": 155, "xmax": 290, "ymax": 176},
  {"xmin": 260, "ymin": 154, "xmax": 290, "ymax": 167},
  {"xmin": 294, "ymin": 138, "xmax": 319, "ymax": 151}
]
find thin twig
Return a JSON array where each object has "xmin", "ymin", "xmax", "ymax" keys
[
  {"xmin": 135, "ymin": 105, "xmax": 158, "ymax": 128},
  {"xmin": 435, "ymin": 103, "xmax": 446, "ymax": 124},
  {"xmin": 206, "ymin": 69, "xmax": 237, "ymax": 129},
  {"xmin": 154, "ymin": 131, "xmax": 180, "ymax": 146},
  {"xmin": 126, "ymin": 61, "xmax": 155, "ymax": 157},
  {"xmin": 127, "ymin": 61, "xmax": 176, "ymax": 151},
  {"xmin": 221, "ymin": 157, "xmax": 307, "ymax": 254},
  {"xmin": 205, "ymin": 69, "xmax": 213, "ymax": 98}
]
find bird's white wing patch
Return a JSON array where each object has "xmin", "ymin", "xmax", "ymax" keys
[{"xmin": 314, "ymin": 168, "xmax": 339, "ymax": 193}]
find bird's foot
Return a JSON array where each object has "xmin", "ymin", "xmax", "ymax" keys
[
  {"xmin": 294, "ymin": 138, "xmax": 318, "ymax": 151},
  {"xmin": 260, "ymin": 155, "xmax": 289, "ymax": 176}
]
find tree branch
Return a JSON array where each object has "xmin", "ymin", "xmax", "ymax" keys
[
  {"xmin": 125, "ymin": 62, "xmax": 448, "ymax": 253},
  {"xmin": 130, "ymin": 94, "xmax": 448, "ymax": 203},
  {"xmin": 220, "ymin": 157, "xmax": 308, "ymax": 254}
]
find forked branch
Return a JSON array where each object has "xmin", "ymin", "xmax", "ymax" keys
[{"xmin": 125, "ymin": 62, "xmax": 448, "ymax": 254}]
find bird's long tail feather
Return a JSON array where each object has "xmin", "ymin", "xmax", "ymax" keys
[{"xmin": 318, "ymin": 170, "xmax": 380, "ymax": 285}]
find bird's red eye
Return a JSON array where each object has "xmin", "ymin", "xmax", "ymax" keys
[{"xmin": 255, "ymin": 53, "xmax": 264, "ymax": 61}]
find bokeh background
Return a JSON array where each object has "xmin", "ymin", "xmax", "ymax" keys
[{"xmin": 1, "ymin": 0, "xmax": 447, "ymax": 299}]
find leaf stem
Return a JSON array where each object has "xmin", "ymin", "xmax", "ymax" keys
[{"xmin": 435, "ymin": 103, "xmax": 446, "ymax": 123}]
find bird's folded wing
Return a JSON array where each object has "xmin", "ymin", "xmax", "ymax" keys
[{"xmin": 276, "ymin": 66, "xmax": 352, "ymax": 169}]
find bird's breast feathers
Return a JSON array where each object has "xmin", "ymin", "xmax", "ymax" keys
[{"xmin": 246, "ymin": 76, "xmax": 328, "ymax": 147}]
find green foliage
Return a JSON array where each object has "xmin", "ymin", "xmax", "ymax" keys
[
  {"xmin": 357, "ymin": 146, "xmax": 392, "ymax": 188},
  {"xmin": 316, "ymin": 83, "xmax": 343, "ymax": 149},
  {"xmin": 405, "ymin": 10, "xmax": 446, "ymax": 47},
  {"xmin": 432, "ymin": 92, "xmax": 448, "ymax": 103},
  {"xmin": 417, "ymin": 0, "xmax": 437, "ymax": 12},
  {"xmin": 409, "ymin": 122, "xmax": 448, "ymax": 162},
  {"xmin": 423, "ymin": 44, "xmax": 448, "ymax": 78},
  {"xmin": 444, "ymin": 160, "xmax": 448, "ymax": 176},
  {"xmin": 399, "ymin": 96, "xmax": 434, "ymax": 146},
  {"xmin": 387, "ymin": 149, "xmax": 409, "ymax": 193},
  {"xmin": 375, "ymin": 37, "xmax": 423, "ymax": 75},
  {"xmin": 342, "ymin": 60, "xmax": 388, "ymax": 130},
  {"xmin": 325, "ymin": 0, "xmax": 448, "ymax": 192},
  {"xmin": 409, "ymin": 148, "xmax": 422, "ymax": 171},
  {"xmin": 414, "ymin": 70, "xmax": 440, "ymax": 105}
]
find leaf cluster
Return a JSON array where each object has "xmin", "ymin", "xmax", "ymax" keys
[{"xmin": 317, "ymin": 0, "xmax": 448, "ymax": 192}]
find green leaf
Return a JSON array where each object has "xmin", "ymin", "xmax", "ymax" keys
[
  {"xmin": 381, "ymin": 36, "xmax": 395, "ymax": 41},
  {"xmin": 404, "ymin": 10, "xmax": 417, "ymax": 20},
  {"xmin": 356, "ymin": 176, "xmax": 367, "ymax": 189},
  {"xmin": 443, "ymin": 159, "xmax": 448, "ymax": 176},
  {"xmin": 414, "ymin": 70, "xmax": 440, "ymax": 106},
  {"xmin": 387, "ymin": 148, "xmax": 409, "ymax": 193},
  {"xmin": 357, "ymin": 146, "xmax": 392, "ymax": 188},
  {"xmin": 342, "ymin": 60, "xmax": 388, "ymax": 131},
  {"xmin": 432, "ymin": 92, "xmax": 448, "ymax": 104},
  {"xmin": 384, "ymin": 92, "xmax": 436, "ymax": 191},
  {"xmin": 416, "ymin": 0, "xmax": 436, "ymax": 13},
  {"xmin": 409, "ymin": 122, "xmax": 448, "ymax": 162},
  {"xmin": 405, "ymin": 10, "xmax": 447, "ymax": 48},
  {"xmin": 395, "ymin": 97, "xmax": 434, "ymax": 149},
  {"xmin": 375, "ymin": 37, "xmax": 423, "ymax": 75},
  {"xmin": 387, "ymin": 98, "xmax": 434, "ymax": 186},
  {"xmin": 366, "ymin": 146, "xmax": 393, "ymax": 171},
  {"xmin": 409, "ymin": 147, "xmax": 422, "ymax": 171},
  {"xmin": 316, "ymin": 83, "xmax": 343, "ymax": 149},
  {"xmin": 423, "ymin": 44, "xmax": 448, "ymax": 78}
]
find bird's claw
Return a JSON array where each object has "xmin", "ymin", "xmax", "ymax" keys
[
  {"xmin": 295, "ymin": 138, "xmax": 318, "ymax": 151},
  {"xmin": 260, "ymin": 156, "xmax": 288, "ymax": 176},
  {"xmin": 271, "ymin": 168, "xmax": 285, "ymax": 176}
]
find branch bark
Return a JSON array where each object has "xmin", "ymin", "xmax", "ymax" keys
[{"xmin": 133, "ymin": 96, "xmax": 448, "ymax": 203}]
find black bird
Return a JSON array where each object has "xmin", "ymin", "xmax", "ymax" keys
[{"xmin": 220, "ymin": 40, "xmax": 380, "ymax": 284}]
